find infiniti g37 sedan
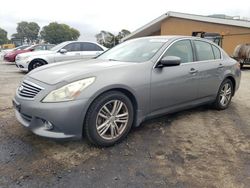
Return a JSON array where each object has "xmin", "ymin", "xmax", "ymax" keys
[{"xmin": 13, "ymin": 36, "xmax": 241, "ymax": 147}]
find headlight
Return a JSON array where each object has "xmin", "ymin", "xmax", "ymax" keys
[{"xmin": 42, "ymin": 77, "xmax": 95, "ymax": 103}]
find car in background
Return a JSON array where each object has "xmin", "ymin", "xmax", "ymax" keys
[
  {"xmin": 4, "ymin": 44, "xmax": 55, "ymax": 62},
  {"xmin": 13, "ymin": 36, "xmax": 241, "ymax": 147},
  {"xmin": 0, "ymin": 45, "xmax": 30, "ymax": 61},
  {"xmin": 15, "ymin": 41, "xmax": 107, "ymax": 71}
]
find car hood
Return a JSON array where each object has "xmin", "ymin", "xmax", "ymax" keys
[
  {"xmin": 19, "ymin": 50, "xmax": 54, "ymax": 57},
  {"xmin": 28, "ymin": 59, "xmax": 133, "ymax": 85}
]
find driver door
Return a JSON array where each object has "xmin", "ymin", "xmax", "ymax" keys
[
  {"xmin": 54, "ymin": 42, "xmax": 82, "ymax": 62},
  {"xmin": 150, "ymin": 39, "xmax": 199, "ymax": 114}
]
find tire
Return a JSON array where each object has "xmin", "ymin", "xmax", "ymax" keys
[
  {"xmin": 213, "ymin": 79, "xmax": 233, "ymax": 110},
  {"xmin": 240, "ymin": 63, "xmax": 244, "ymax": 69},
  {"xmin": 28, "ymin": 60, "xmax": 45, "ymax": 71},
  {"xmin": 84, "ymin": 91, "xmax": 134, "ymax": 147}
]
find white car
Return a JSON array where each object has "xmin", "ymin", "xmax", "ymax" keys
[
  {"xmin": 0, "ymin": 45, "xmax": 29, "ymax": 61},
  {"xmin": 15, "ymin": 41, "xmax": 107, "ymax": 71}
]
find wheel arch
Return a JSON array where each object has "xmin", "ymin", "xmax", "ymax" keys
[
  {"xmin": 82, "ymin": 87, "xmax": 139, "ymax": 136},
  {"xmin": 224, "ymin": 75, "xmax": 236, "ymax": 96}
]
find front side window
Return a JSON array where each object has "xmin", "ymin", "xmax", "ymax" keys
[
  {"xmin": 194, "ymin": 41, "xmax": 215, "ymax": 61},
  {"xmin": 162, "ymin": 40, "xmax": 194, "ymax": 63},
  {"xmin": 64, "ymin": 43, "xmax": 81, "ymax": 52}
]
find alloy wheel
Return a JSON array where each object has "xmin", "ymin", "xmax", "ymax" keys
[
  {"xmin": 219, "ymin": 83, "xmax": 232, "ymax": 107},
  {"xmin": 96, "ymin": 100, "xmax": 129, "ymax": 140}
]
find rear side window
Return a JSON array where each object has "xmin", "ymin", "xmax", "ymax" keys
[
  {"xmin": 81, "ymin": 43, "xmax": 103, "ymax": 51},
  {"xmin": 162, "ymin": 40, "xmax": 194, "ymax": 63},
  {"xmin": 194, "ymin": 41, "xmax": 214, "ymax": 61},
  {"xmin": 212, "ymin": 45, "xmax": 221, "ymax": 59}
]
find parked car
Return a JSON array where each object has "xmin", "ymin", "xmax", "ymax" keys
[
  {"xmin": 13, "ymin": 36, "xmax": 241, "ymax": 147},
  {"xmin": 15, "ymin": 41, "xmax": 107, "ymax": 71},
  {"xmin": 4, "ymin": 44, "xmax": 55, "ymax": 62},
  {"xmin": 0, "ymin": 45, "xmax": 30, "ymax": 61}
]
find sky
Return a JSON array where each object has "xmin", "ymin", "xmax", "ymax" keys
[{"xmin": 0, "ymin": 0, "xmax": 250, "ymax": 42}]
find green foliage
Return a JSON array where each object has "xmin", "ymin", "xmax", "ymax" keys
[
  {"xmin": 0, "ymin": 27, "xmax": 8, "ymax": 45},
  {"xmin": 95, "ymin": 29, "xmax": 131, "ymax": 48},
  {"xmin": 12, "ymin": 21, "xmax": 40, "ymax": 43},
  {"xmin": 40, "ymin": 22, "xmax": 80, "ymax": 44}
]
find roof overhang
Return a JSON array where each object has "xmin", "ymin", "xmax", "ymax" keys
[{"xmin": 123, "ymin": 11, "xmax": 250, "ymax": 41}]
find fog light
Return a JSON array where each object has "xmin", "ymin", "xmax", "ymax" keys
[{"xmin": 44, "ymin": 121, "xmax": 54, "ymax": 130}]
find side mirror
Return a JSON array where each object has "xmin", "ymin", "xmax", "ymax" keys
[
  {"xmin": 157, "ymin": 56, "xmax": 181, "ymax": 67},
  {"xmin": 59, "ymin": 49, "xmax": 67, "ymax": 54}
]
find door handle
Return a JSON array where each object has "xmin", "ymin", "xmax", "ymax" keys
[
  {"xmin": 218, "ymin": 63, "xmax": 224, "ymax": 69},
  {"xmin": 189, "ymin": 68, "xmax": 198, "ymax": 74},
  {"xmin": 75, "ymin": 53, "xmax": 81, "ymax": 55}
]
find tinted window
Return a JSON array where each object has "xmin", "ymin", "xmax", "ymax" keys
[
  {"xmin": 212, "ymin": 45, "xmax": 221, "ymax": 59},
  {"xmin": 194, "ymin": 41, "xmax": 214, "ymax": 61},
  {"xmin": 163, "ymin": 40, "xmax": 193, "ymax": 63},
  {"xmin": 82, "ymin": 43, "xmax": 103, "ymax": 51},
  {"xmin": 64, "ymin": 43, "xmax": 81, "ymax": 52}
]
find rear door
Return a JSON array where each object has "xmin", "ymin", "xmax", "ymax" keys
[
  {"xmin": 80, "ymin": 42, "xmax": 104, "ymax": 59},
  {"xmin": 193, "ymin": 40, "xmax": 223, "ymax": 99},
  {"xmin": 150, "ymin": 39, "xmax": 199, "ymax": 113}
]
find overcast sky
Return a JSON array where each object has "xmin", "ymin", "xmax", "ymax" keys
[{"xmin": 0, "ymin": 0, "xmax": 250, "ymax": 41}]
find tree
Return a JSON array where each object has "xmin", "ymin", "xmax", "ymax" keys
[
  {"xmin": 95, "ymin": 29, "xmax": 131, "ymax": 48},
  {"xmin": 95, "ymin": 30, "xmax": 116, "ymax": 48},
  {"xmin": 40, "ymin": 22, "xmax": 80, "ymax": 44},
  {"xmin": 116, "ymin": 29, "xmax": 131, "ymax": 43},
  {"xmin": 0, "ymin": 27, "xmax": 8, "ymax": 45},
  {"xmin": 12, "ymin": 21, "xmax": 40, "ymax": 43}
]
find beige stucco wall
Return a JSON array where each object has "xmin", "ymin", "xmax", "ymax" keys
[{"xmin": 160, "ymin": 17, "xmax": 250, "ymax": 55}]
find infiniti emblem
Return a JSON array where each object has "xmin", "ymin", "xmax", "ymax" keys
[{"xmin": 18, "ymin": 85, "xmax": 24, "ymax": 92}]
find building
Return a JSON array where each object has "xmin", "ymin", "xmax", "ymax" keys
[{"xmin": 124, "ymin": 11, "xmax": 250, "ymax": 55}]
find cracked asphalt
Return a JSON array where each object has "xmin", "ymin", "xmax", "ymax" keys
[{"xmin": 0, "ymin": 61, "xmax": 249, "ymax": 188}]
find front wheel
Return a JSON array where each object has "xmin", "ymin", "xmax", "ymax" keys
[
  {"xmin": 84, "ymin": 91, "xmax": 134, "ymax": 147},
  {"xmin": 213, "ymin": 79, "xmax": 233, "ymax": 110},
  {"xmin": 28, "ymin": 60, "xmax": 45, "ymax": 71}
]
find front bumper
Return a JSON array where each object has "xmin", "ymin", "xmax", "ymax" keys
[
  {"xmin": 15, "ymin": 59, "xmax": 29, "ymax": 71},
  {"xmin": 4, "ymin": 55, "xmax": 15, "ymax": 62},
  {"xmin": 13, "ymin": 80, "xmax": 89, "ymax": 139}
]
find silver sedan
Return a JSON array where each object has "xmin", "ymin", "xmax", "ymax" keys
[{"xmin": 13, "ymin": 36, "xmax": 241, "ymax": 146}]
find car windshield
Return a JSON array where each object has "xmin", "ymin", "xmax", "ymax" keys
[
  {"xmin": 97, "ymin": 38, "xmax": 168, "ymax": 62},
  {"xmin": 13, "ymin": 45, "xmax": 30, "ymax": 51},
  {"xmin": 25, "ymin": 45, "xmax": 36, "ymax": 50},
  {"xmin": 50, "ymin": 42, "xmax": 69, "ymax": 51}
]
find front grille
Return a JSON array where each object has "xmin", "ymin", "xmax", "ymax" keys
[{"xmin": 18, "ymin": 80, "xmax": 43, "ymax": 99}]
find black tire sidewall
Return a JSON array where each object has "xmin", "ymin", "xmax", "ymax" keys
[
  {"xmin": 29, "ymin": 60, "xmax": 44, "ymax": 71},
  {"xmin": 214, "ymin": 79, "xmax": 233, "ymax": 110},
  {"xmin": 84, "ymin": 91, "xmax": 134, "ymax": 147}
]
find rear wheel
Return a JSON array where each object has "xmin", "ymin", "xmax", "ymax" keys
[
  {"xmin": 213, "ymin": 79, "xmax": 233, "ymax": 110},
  {"xmin": 84, "ymin": 91, "xmax": 134, "ymax": 147}
]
